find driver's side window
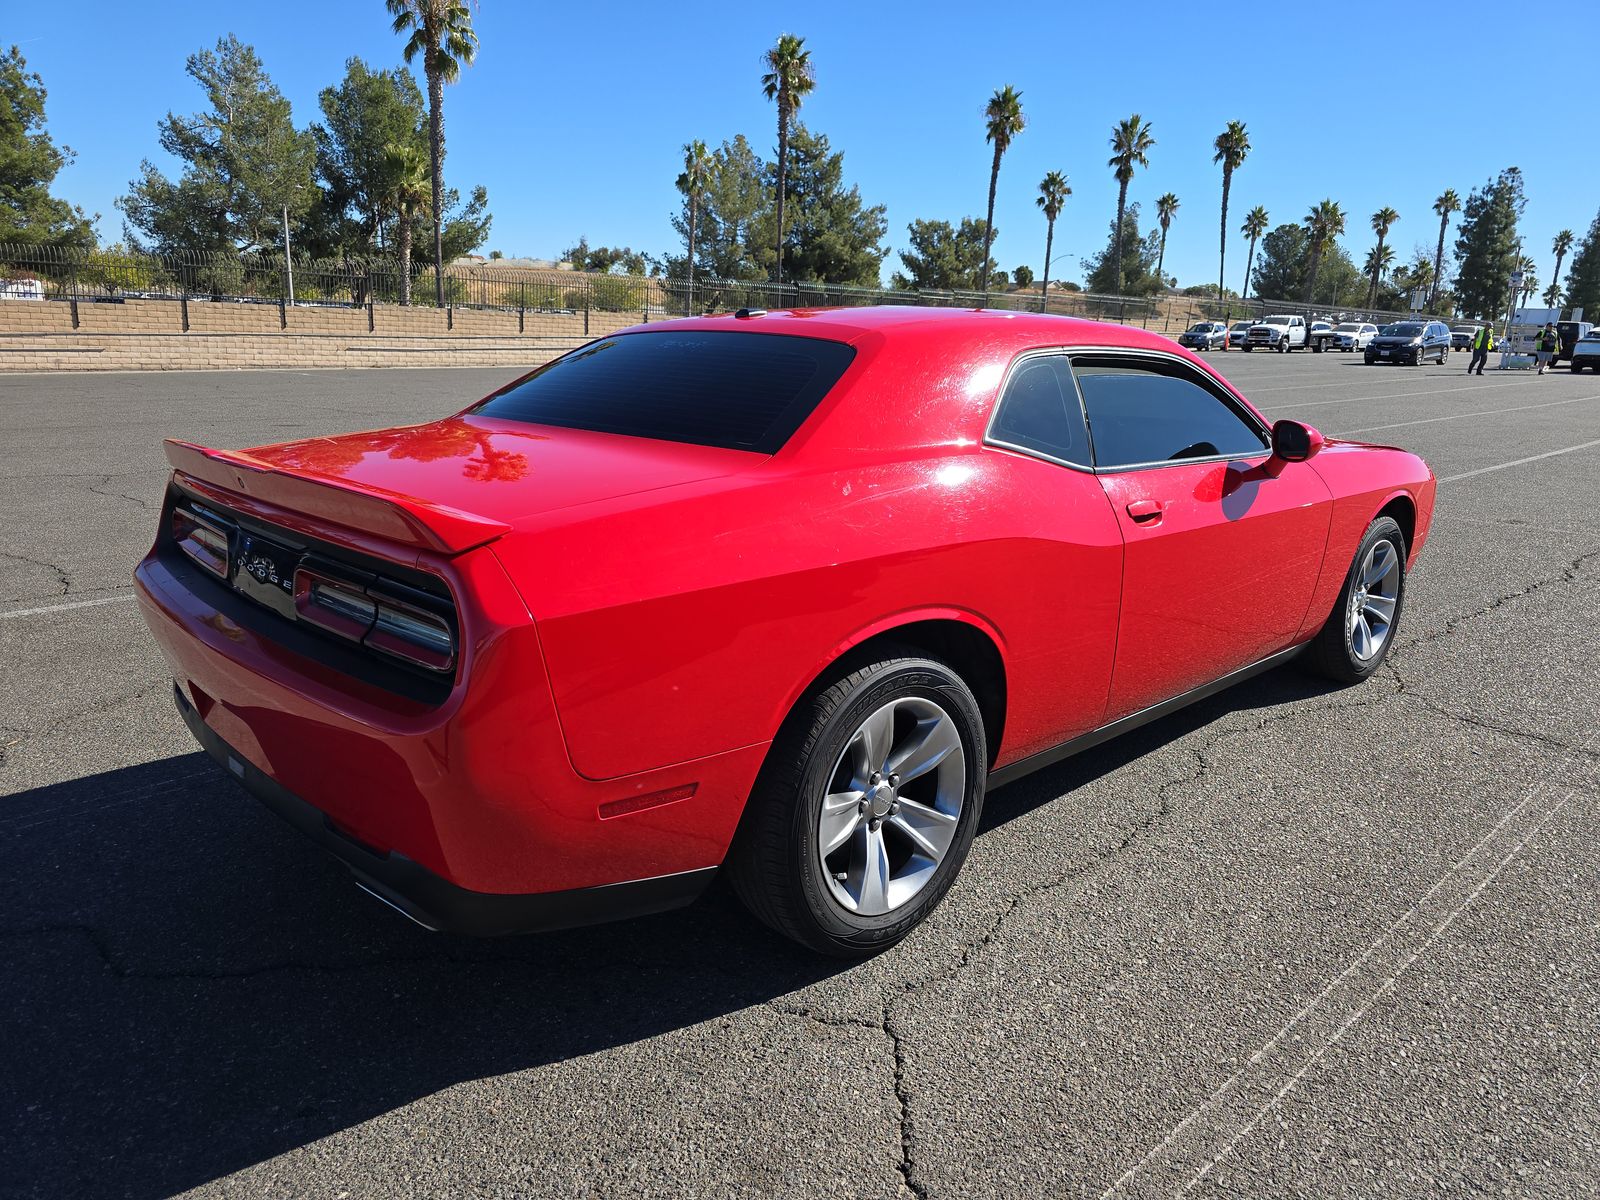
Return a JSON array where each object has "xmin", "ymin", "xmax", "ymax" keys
[{"xmin": 1072, "ymin": 356, "xmax": 1268, "ymax": 470}]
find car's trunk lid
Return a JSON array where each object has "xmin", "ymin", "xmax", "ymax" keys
[{"xmin": 170, "ymin": 415, "xmax": 758, "ymax": 555}]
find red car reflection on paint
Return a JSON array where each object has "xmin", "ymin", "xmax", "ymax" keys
[{"xmin": 135, "ymin": 307, "xmax": 1435, "ymax": 954}]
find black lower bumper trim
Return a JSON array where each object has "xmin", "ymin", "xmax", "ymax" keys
[{"xmin": 172, "ymin": 685, "xmax": 716, "ymax": 936}]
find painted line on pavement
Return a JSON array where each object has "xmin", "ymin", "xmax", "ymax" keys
[
  {"xmin": 1339, "ymin": 394, "xmax": 1598, "ymax": 435},
  {"xmin": 1099, "ymin": 733, "xmax": 1594, "ymax": 1199},
  {"xmin": 0, "ymin": 594, "xmax": 136, "ymax": 620},
  {"xmin": 1440, "ymin": 438, "xmax": 1600, "ymax": 483},
  {"xmin": 1271, "ymin": 379, "xmax": 1538, "ymax": 412}
]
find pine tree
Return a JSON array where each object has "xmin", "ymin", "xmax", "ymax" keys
[
  {"xmin": 1452, "ymin": 167, "xmax": 1526, "ymax": 322},
  {"xmin": 1564, "ymin": 209, "xmax": 1600, "ymax": 320},
  {"xmin": 0, "ymin": 45, "xmax": 95, "ymax": 248}
]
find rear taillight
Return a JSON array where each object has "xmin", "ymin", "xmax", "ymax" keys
[
  {"xmin": 171, "ymin": 505, "xmax": 231, "ymax": 578},
  {"xmin": 295, "ymin": 562, "xmax": 456, "ymax": 673}
]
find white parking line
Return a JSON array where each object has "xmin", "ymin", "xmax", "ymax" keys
[
  {"xmin": 1338, "ymin": 394, "xmax": 1598, "ymax": 435},
  {"xmin": 1270, "ymin": 379, "xmax": 1532, "ymax": 412},
  {"xmin": 1441, "ymin": 438, "xmax": 1600, "ymax": 483},
  {"xmin": 1099, "ymin": 737, "xmax": 1592, "ymax": 1199},
  {"xmin": 0, "ymin": 594, "xmax": 136, "ymax": 620}
]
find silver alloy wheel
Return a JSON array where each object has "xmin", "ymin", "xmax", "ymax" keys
[
  {"xmin": 817, "ymin": 696, "xmax": 966, "ymax": 917},
  {"xmin": 1348, "ymin": 538, "xmax": 1400, "ymax": 661}
]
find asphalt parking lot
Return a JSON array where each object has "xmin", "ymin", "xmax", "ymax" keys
[{"xmin": 3, "ymin": 345, "xmax": 1598, "ymax": 1199}]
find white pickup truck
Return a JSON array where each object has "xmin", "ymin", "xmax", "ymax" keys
[{"xmin": 1243, "ymin": 314, "xmax": 1308, "ymax": 352}]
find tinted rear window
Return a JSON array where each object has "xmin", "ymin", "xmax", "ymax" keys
[{"xmin": 470, "ymin": 331, "xmax": 856, "ymax": 453}]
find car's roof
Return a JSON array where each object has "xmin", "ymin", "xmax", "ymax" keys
[{"xmin": 615, "ymin": 305, "xmax": 1184, "ymax": 355}]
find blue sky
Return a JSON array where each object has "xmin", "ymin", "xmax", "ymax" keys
[{"xmin": 17, "ymin": 1, "xmax": 1590, "ymax": 293}]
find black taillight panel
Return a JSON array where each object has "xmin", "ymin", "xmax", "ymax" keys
[{"xmin": 162, "ymin": 483, "xmax": 461, "ymax": 698}]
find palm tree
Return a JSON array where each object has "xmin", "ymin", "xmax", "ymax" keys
[
  {"xmin": 979, "ymin": 86, "xmax": 1026, "ymax": 302},
  {"xmin": 1402, "ymin": 257, "xmax": 1434, "ymax": 308},
  {"xmin": 387, "ymin": 0, "xmax": 479, "ymax": 308},
  {"xmin": 1429, "ymin": 189, "xmax": 1460, "ymax": 309},
  {"xmin": 1302, "ymin": 199, "xmax": 1346, "ymax": 306},
  {"xmin": 1551, "ymin": 228, "xmax": 1575, "ymax": 301},
  {"xmin": 1518, "ymin": 256, "xmax": 1538, "ymax": 306},
  {"xmin": 1154, "ymin": 192, "xmax": 1180, "ymax": 289},
  {"xmin": 676, "ymin": 139, "xmax": 711, "ymax": 311},
  {"xmin": 1106, "ymin": 114, "xmax": 1155, "ymax": 295},
  {"xmin": 1035, "ymin": 171, "xmax": 1070, "ymax": 313},
  {"xmin": 1212, "ymin": 120, "xmax": 1250, "ymax": 304},
  {"xmin": 1367, "ymin": 206, "xmax": 1399, "ymax": 307},
  {"xmin": 761, "ymin": 34, "xmax": 815, "ymax": 286},
  {"xmin": 1543, "ymin": 281, "xmax": 1566, "ymax": 309},
  {"xmin": 1363, "ymin": 243, "xmax": 1395, "ymax": 304},
  {"xmin": 1241, "ymin": 205, "xmax": 1269, "ymax": 300},
  {"xmin": 381, "ymin": 142, "xmax": 431, "ymax": 306}
]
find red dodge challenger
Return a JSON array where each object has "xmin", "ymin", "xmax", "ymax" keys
[{"xmin": 136, "ymin": 307, "xmax": 1436, "ymax": 954}]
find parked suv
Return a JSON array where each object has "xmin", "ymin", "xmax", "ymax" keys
[
  {"xmin": 1244, "ymin": 314, "xmax": 1307, "ymax": 352},
  {"xmin": 1307, "ymin": 321, "xmax": 1338, "ymax": 352},
  {"xmin": 1556, "ymin": 320, "xmax": 1594, "ymax": 363},
  {"xmin": 1333, "ymin": 322, "xmax": 1378, "ymax": 352},
  {"xmin": 1226, "ymin": 320, "xmax": 1253, "ymax": 348},
  {"xmin": 1176, "ymin": 320, "xmax": 1227, "ymax": 351},
  {"xmin": 1449, "ymin": 325, "xmax": 1481, "ymax": 352},
  {"xmin": 1365, "ymin": 320, "xmax": 1452, "ymax": 366}
]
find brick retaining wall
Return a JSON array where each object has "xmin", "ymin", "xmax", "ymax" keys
[{"xmin": 0, "ymin": 298, "xmax": 639, "ymax": 371}]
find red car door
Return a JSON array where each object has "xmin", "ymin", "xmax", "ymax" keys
[{"xmin": 1072, "ymin": 352, "xmax": 1333, "ymax": 721}]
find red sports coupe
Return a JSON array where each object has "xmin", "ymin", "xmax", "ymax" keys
[{"xmin": 136, "ymin": 307, "xmax": 1435, "ymax": 954}]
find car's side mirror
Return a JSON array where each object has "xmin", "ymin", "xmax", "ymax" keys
[{"xmin": 1266, "ymin": 419, "xmax": 1324, "ymax": 475}]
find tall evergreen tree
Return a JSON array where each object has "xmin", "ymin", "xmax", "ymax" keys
[
  {"xmin": 1082, "ymin": 203, "xmax": 1162, "ymax": 296},
  {"xmin": 979, "ymin": 85, "xmax": 1025, "ymax": 301},
  {"xmin": 1212, "ymin": 120, "xmax": 1250, "ymax": 305},
  {"xmin": 1563, "ymin": 209, "xmax": 1600, "ymax": 319},
  {"xmin": 760, "ymin": 34, "xmax": 815, "ymax": 285},
  {"xmin": 118, "ymin": 36, "xmax": 315, "ymax": 256},
  {"xmin": 306, "ymin": 58, "xmax": 427, "ymax": 258},
  {"xmin": 893, "ymin": 217, "xmax": 990, "ymax": 290},
  {"xmin": 1452, "ymin": 167, "xmax": 1526, "ymax": 321},
  {"xmin": 0, "ymin": 46, "xmax": 95, "ymax": 248}
]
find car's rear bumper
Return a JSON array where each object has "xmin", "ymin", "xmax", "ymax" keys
[
  {"xmin": 135, "ymin": 531, "xmax": 767, "ymax": 907},
  {"xmin": 173, "ymin": 683, "xmax": 715, "ymax": 935}
]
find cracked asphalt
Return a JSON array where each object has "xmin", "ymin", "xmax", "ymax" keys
[{"xmin": 2, "ymin": 352, "xmax": 1598, "ymax": 1199}]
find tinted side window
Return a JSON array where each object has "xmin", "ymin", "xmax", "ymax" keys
[
  {"xmin": 989, "ymin": 355, "xmax": 1089, "ymax": 465},
  {"xmin": 471, "ymin": 331, "xmax": 856, "ymax": 453},
  {"xmin": 1072, "ymin": 356, "xmax": 1267, "ymax": 469}
]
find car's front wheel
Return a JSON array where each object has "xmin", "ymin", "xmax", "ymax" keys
[
  {"xmin": 1304, "ymin": 515, "xmax": 1407, "ymax": 683},
  {"xmin": 727, "ymin": 654, "xmax": 987, "ymax": 955}
]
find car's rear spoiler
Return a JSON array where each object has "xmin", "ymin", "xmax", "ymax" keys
[{"xmin": 163, "ymin": 439, "xmax": 511, "ymax": 556}]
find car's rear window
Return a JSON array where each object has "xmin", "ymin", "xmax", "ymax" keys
[{"xmin": 470, "ymin": 330, "xmax": 857, "ymax": 453}]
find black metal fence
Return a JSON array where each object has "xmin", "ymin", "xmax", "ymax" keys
[{"xmin": 0, "ymin": 243, "xmax": 1422, "ymax": 332}]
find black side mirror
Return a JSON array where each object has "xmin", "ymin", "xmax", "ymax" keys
[{"xmin": 1269, "ymin": 419, "xmax": 1325, "ymax": 466}]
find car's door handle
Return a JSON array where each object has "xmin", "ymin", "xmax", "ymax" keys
[{"xmin": 1126, "ymin": 499, "xmax": 1165, "ymax": 523}]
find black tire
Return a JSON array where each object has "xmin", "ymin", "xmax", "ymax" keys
[
  {"xmin": 1313, "ymin": 341, "xmax": 1323, "ymax": 353},
  {"xmin": 1243, "ymin": 345, "xmax": 1253, "ymax": 353},
  {"xmin": 726, "ymin": 654, "xmax": 987, "ymax": 956},
  {"xmin": 1303, "ymin": 515, "xmax": 1407, "ymax": 684}
]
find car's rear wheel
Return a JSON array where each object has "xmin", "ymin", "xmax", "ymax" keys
[
  {"xmin": 726, "ymin": 654, "xmax": 987, "ymax": 956},
  {"xmin": 1304, "ymin": 515, "xmax": 1407, "ymax": 684}
]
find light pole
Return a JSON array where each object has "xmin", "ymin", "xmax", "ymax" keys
[{"xmin": 1038, "ymin": 250, "xmax": 1077, "ymax": 313}]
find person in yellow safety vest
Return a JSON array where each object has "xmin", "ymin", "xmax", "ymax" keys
[
  {"xmin": 1534, "ymin": 322, "xmax": 1559, "ymax": 375},
  {"xmin": 1468, "ymin": 324, "xmax": 1494, "ymax": 376}
]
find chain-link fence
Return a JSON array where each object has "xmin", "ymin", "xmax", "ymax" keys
[{"xmin": 0, "ymin": 243, "xmax": 1425, "ymax": 335}]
